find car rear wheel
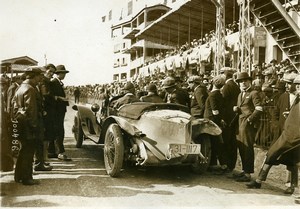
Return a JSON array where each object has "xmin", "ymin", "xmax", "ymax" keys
[
  {"xmin": 73, "ymin": 114, "xmax": 84, "ymax": 148},
  {"xmin": 191, "ymin": 134, "xmax": 211, "ymax": 174},
  {"xmin": 104, "ymin": 123, "xmax": 124, "ymax": 177}
]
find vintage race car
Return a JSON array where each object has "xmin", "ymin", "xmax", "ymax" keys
[{"xmin": 72, "ymin": 99, "xmax": 222, "ymax": 177}]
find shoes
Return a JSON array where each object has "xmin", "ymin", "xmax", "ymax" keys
[
  {"xmin": 58, "ymin": 154, "xmax": 71, "ymax": 161},
  {"xmin": 235, "ymin": 174, "xmax": 251, "ymax": 182},
  {"xmin": 233, "ymin": 171, "xmax": 245, "ymax": 178},
  {"xmin": 284, "ymin": 187, "xmax": 295, "ymax": 195},
  {"xmin": 44, "ymin": 162, "xmax": 50, "ymax": 166},
  {"xmin": 34, "ymin": 165, "xmax": 53, "ymax": 171},
  {"xmin": 227, "ymin": 171, "xmax": 245, "ymax": 179},
  {"xmin": 246, "ymin": 180, "xmax": 261, "ymax": 189},
  {"xmin": 295, "ymin": 198, "xmax": 300, "ymax": 204},
  {"xmin": 48, "ymin": 153, "xmax": 58, "ymax": 158},
  {"xmin": 22, "ymin": 179, "xmax": 39, "ymax": 186}
]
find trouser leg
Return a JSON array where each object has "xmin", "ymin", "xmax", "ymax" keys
[
  {"xmin": 257, "ymin": 161, "xmax": 272, "ymax": 181},
  {"xmin": 288, "ymin": 165, "xmax": 299, "ymax": 187}
]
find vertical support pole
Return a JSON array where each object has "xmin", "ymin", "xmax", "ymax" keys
[
  {"xmin": 237, "ymin": 0, "xmax": 251, "ymax": 73},
  {"xmin": 212, "ymin": 0, "xmax": 226, "ymax": 75}
]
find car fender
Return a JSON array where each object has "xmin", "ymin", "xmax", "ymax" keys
[
  {"xmin": 191, "ymin": 118, "xmax": 222, "ymax": 138},
  {"xmin": 72, "ymin": 104, "xmax": 101, "ymax": 142}
]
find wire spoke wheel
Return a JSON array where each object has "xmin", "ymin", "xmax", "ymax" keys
[{"xmin": 104, "ymin": 123, "xmax": 124, "ymax": 177}]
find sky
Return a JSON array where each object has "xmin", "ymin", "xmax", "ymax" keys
[{"xmin": 0, "ymin": 0, "xmax": 123, "ymax": 86}]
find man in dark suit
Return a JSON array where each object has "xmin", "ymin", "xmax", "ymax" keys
[
  {"xmin": 204, "ymin": 75, "xmax": 227, "ymax": 172},
  {"xmin": 188, "ymin": 75, "xmax": 208, "ymax": 118},
  {"xmin": 233, "ymin": 72, "xmax": 263, "ymax": 182},
  {"xmin": 246, "ymin": 75, "xmax": 300, "ymax": 201},
  {"xmin": 49, "ymin": 65, "xmax": 70, "ymax": 161},
  {"xmin": 221, "ymin": 68, "xmax": 240, "ymax": 171},
  {"xmin": 163, "ymin": 77, "xmax": 190, "ymax": 107},
  {"xmin": 113, "ymin": 81, "xmax": 139, "ymax": 109},
  {"xmin": 140, "ymin": 83, "xmax": 163, "ymax": 103}
]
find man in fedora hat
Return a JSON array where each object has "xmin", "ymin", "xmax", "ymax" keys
[
  {"xmin": 48, "ymin": 65, "xmax": 71, "ymax": 161},
  {"xmin": 140, "ymin": 83, "xmax": 163, "ymax": 103},
  {"xmin": 188, "ymin": 75, "xmax": 208, "ymax": 118},
  {"xmin": 163, "ymin": 76, "xmax": 190, "ymax": 107},
  {"xmin": 12, "ymin": 67, "xmax": 44, "ymax": 185},
  {"xmin": 113, "ymin": 81, "xmax": 139, "ymax": 109},
  {"xmin": 232, "ymin": 71, "xmax": 263, "ymax": 182}
]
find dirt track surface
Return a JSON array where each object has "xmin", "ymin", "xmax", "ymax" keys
[{"xmin": 0, "ymin": 101, "xmax": 299, "ymax": 209}]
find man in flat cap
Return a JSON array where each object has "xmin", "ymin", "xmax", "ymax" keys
[
  {"xmin": 12, "ymin": 67, "xmax": 44, "ymax": 185},
  {"xmin": 49, "ymin": 65, "xmax": 71, "ymax": 161},
  {"xmin": 204, "ymin": 75, "xmax": 227, "ymax": 173}
]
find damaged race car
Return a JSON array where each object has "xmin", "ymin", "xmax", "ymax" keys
[{"xmin": 72, "ymin": 99, "xmax": 222, "ymax": 177}]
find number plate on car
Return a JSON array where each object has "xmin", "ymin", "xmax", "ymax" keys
[{"xmin": 169, "ymin": 144, "xmax": 201, "ymax": 155}]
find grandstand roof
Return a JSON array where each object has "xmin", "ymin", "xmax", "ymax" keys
[{"xmin": 136, "ymin": 0, "xmax": 238, "ymax": 46}]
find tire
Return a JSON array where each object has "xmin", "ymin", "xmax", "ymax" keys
[
  {"xmin": 73, "ymin": 115, "xmax": 84, "ymax": 148},
  {"xmin": 191, "ymin": 134, "xmax": 211, "ymax": 174},
  {"xmin": 104, "ymin": 123, "xmax": 124, "ymax": 177}
]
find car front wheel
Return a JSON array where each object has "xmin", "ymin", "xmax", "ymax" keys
[{"xmin": 104, "ymin": 123, "xmax": 124, "ymax": 177}]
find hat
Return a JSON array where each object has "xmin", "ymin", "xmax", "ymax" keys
[
  {"xmin": 24, "ymin": 66, "xmax": 43, "ymax": 74},
  {"xmin": 274, "ymin": 81, "xmax": 286, "ymax": 90},
  {"xmin": 223, "ymin": 67, "xmax": 235, "ymax": 77},
  {"xmin": 55, "ymin": 65, "xmax": 69, "ymax": 74},
  {"xmin": 212, "ymin": 75, "xmax": 225, "ymax": 87},
  {"xmin": 293, "ymin": 74, "xmax": 300, "ymax": 84},
  {"xmin": 235, "ymin": 72, "xmax": 252, "ymax": 82},
  {"xmin": 270, "ymin": 59, "xmax": 277, "ymax": 64},
  {"xmin": 263, "ymin": 69, "xmax": 273, "ymax": 75},
  {"xmin": 263, "ymin": 86, "xmax": 273, "ymax": 92},
  {"xmin": 276, "ymin": 68, "xmax": 285, "ymax": 75},
  {"xmin": 187, "ymin": 75, "xmax": 202, "ymax": 84},
  {"xmin": 162, "ymin": 77, "xmax": 176, "ymax": 89},
  {"xmin": 123, "ymin": 81, "xmax": 134, "ymax": 91},
  {"xmin": 282, "ymin": 72, "xmax": 297, "ymax": 83},
  {"xmin": 147, "ymin": 83, "xmax": 157, "ymax": 92},
  {"xmin": 45, "ymin": 63, "xmax": 56, "ymax": 72}
]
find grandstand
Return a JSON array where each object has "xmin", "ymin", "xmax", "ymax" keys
[{"xmin": 110, "ymin": 0, "xmax": 300, "ymax": 82}]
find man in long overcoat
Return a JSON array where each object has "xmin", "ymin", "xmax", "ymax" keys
[
  {"xmin": 233, "ymin": 72, "xmax": 263, "ymax": 182},
  {"xmin": 246, "ymin": 75, "xmax": 300, "ymax": 202}
]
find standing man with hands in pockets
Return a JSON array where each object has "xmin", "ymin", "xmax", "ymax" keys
[{"xmin": 49, "ymin": 65, "xmax": 71, "ymax": 161}]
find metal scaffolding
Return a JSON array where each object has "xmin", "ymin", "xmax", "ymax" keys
[
  {"xmin": 211, "ymin": 0, "xmax": 226, "ymax": 75},
  {"xmin": 237, "ymin": 0, "xmax": 251, "ymax": 73}
]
